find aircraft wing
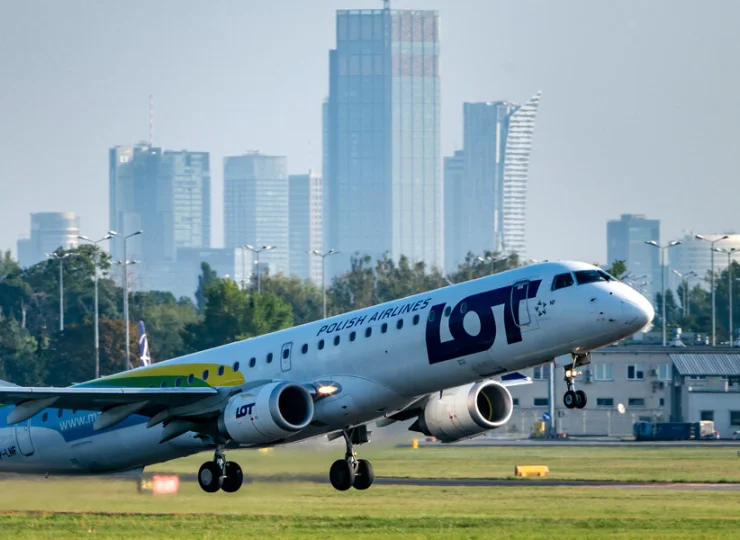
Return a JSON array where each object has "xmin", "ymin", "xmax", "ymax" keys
[{"xmin": 0, "ymin": 386, "xmax": 220, "ymax": 426}]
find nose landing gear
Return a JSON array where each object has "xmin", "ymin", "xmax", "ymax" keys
[
  {"xmin": 563, "ymin": 353, "xmax": 589, "ymax": 409},
  {"xmin": 329, "ymin": 426, "xmax": 375, "ymax": 491},
  {"xmin": 197, "ymin": 445, "xmax": 244, "ymax": 493}
]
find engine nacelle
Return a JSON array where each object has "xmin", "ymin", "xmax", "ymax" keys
[
  {"xmin": 413, "ymin": 380, "xmax": 514, "ymax": 443},
  {"xmin": 219, "ymin": 382, "xmax": 314, "ymax": 445}
]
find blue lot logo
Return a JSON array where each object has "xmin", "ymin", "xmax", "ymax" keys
[
  {"xmin": 425, "ymin": 281, "xmax": 541, "ymax": 365},
  {"xmin": 236, "ymin": 402, "xmax": 256, "ymax": 418}
]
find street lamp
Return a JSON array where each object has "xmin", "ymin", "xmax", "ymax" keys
[
  {"xmin": 476, "ymin": 255, "xmax": 506, "ymax": 275},
  {"xmin": 672, "ymin": 269, "xmax": 697, "ymax": 317},
  {"xmin": 46, "ymin": 250, "xmax": 78, "ymax": 332},
  {"xmin": 243, "ymin": 245, "xmax": 275, "ymax": 293},
  {"xmin": 695, "ymin": 234, "xmax": 729, "ymax": 345},
  {"xmin": 120, "ymin": 230, "xmax": 143, "ymax": 371},
  {"xmin": 78, "ymin": 231, "xmax": 117, "ymax": 378},
  {"xmin": 309, "ymin": 249, "xmax": 340, "ymax": 319},
  {"xmin": 713, "ymin": 247, "xmax": 739, "ymax": 346},
  {"xmin": 645, "ymin": 240, "xmax": 682, "ymax": 346}
]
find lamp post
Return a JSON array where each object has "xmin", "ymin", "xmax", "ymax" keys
[
  {"xmin": 476, "ymin": 255, "xmax": 506, "ymax": 275},
  {"xmin": 309, "ymin": 249, "xmax": 340, "ymax": 319},
  {"xmin": 46, "ymin": 250, "xmax": 77, "ymax": 332},
  {"xmin": 78, "ymin": 231, "xmax": 117, "ymax": 379},
  {"xmin": 713, "ymin": 247, "xmax": 738, "ymax": 346},
  {"xmin": 696, "ymin": 234, "xmax": 729, "ymax": 345},
  {"xmin": 120, "ymin": 230, "xmax": 143, "ymax": 371},
  {"xmin": 672, "ymin": 269, "xmax": 697, "ymax": 317},
  {"xmin": 238, "ymin": 246, "xmax": 248, "ymax": 291},
  {"xmin": 646, "ymin": 240, "xmax": 682, "ymax": 346},
  {"xmin": 243, "ymin": 245, "xmax": 275, "ymax": 293}
]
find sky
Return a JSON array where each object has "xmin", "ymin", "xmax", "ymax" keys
[{"xmin": 2, "ymin": 0, "xmax": 739, "ymax": 265}]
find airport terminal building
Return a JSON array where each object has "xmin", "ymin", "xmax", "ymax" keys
[{"xmin": 507, "ymin": 346, "xmax": 740, "ymax": 438}]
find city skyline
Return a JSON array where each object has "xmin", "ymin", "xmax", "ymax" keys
[{"xmin": 2, "ymin": 1, "xmax": 739, "ymax": 266}]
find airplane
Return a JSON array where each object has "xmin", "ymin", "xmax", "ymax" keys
[{"xmin": 0, "ymin": 261, "xmax": 653, "ymax": 493}]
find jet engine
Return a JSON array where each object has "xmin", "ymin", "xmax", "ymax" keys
[
  {"xmin": 219, "ymin": 382, "xmax": 314, "ymax": 445},
  {"xmin": 411, "ymin": 380, "xmax": 514, "ymax": 443}
]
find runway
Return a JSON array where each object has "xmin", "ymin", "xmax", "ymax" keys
[{"xmin": 143, "ymin": 473, "xmax": 740, "ymax": 491}]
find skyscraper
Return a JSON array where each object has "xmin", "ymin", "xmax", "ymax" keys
[
  {"xmin": 16, "ymin": 212, "xmax": 80, "ymax": 267},
  {"xmin": 444, "ymin": 93, "xmax": 542, "ymax": 271},
  {"xmin": 606, "ymin": 214, "xmax": 660, "ymax": 302},
  {"xmin": 443, "ymin": 150, "xmax": 465, "ymax": 273},
  {"xmin": 224, "ymin": 152, "xmax": 289, "ymax": 277},
  {"xmin": 109, "ymin": 144, "xmax": 210, "ymax": 264},
  {"xmin": 288, "ymin": 173, "xmax": 323, "ymax": 284},
  {"xmin": 324, "ymin": 6, "xmax": 443, "ymax": 277}
]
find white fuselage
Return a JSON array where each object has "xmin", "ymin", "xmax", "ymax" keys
[{"xmin": 0, "ymin": 261, "xmax": 653, "ymax": 475}]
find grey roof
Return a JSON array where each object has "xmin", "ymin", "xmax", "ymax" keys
[{"xmin": 669, "ymin": 354, "xmax": 740, "ymax": 376}]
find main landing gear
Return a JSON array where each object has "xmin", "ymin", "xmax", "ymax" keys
[
  {"xmin": 198, "ymin": 445, "xmax": 243, "ymax": 493},
  {"xmin": 329, "ymin": 426, "xmax": 375, "ymax": 491},
  {"xmin": 563, "ymin": 353, "xmax": 589, "ymax": 410}
]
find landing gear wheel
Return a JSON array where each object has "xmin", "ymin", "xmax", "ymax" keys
[
  {"xmin": 221, "ymin": 462, "xmax": 244, "ymax": 493},
  {"xmin": 198, "ymin": 461, "xmax": 222, "ymax": 493},
  {"xmin": 575, "ymin": 390, "xmax": 587, "ymax": 409},
  {"xmin": 330, "ymin": 459, "xmax": 355, "ymax": 491},
  {"xmin": 563, "ymin": 390, "xmax": 577, "ymax": 409},
  {"xmin": 352, "ymin": 459, "xmax": 375, "ymax": 490}
]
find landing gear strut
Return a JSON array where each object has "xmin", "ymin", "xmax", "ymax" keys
[
  {"xmin": 329, "ymin": 426, "xmax": 375, "ymax": 491},
  {"xmin": 198, "ymin": 445, "xmax": 243, "ymax": 493},
  {"xmin": 563, "ymin": 353, "xmax": 589, "ymax": 410}
]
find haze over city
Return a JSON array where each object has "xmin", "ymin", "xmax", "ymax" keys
[{"xmin": 2, "ymin": 0, "xmax": 739, "ymax": 264}]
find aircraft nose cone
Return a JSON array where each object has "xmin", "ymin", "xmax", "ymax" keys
[{"xmin": 621, "ymin": 294, "xmax": 654, "ymax": 330}]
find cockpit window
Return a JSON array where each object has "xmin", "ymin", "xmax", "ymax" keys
[
  {"xmin": 551, "ymin": 272, "xmax": 575, "ymax": 291},
  {"xmin": 574, "ymin": 269, "xmax": 614, "ymax": 285}
]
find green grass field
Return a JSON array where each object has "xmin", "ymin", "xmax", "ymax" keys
[
  {"xmin": 1, "ymin": 445, "xmax": 739, "ymax": 538},
  {"xmin": 154, "ymin": 444, "xmax": 740, "ymax": 483}
]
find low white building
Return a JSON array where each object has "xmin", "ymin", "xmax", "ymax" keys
[{"xmin": 507, "ymin": 347, "xmax": 740, "ymax": 438}]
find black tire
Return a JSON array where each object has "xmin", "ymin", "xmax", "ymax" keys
[
  {"xmin": 221, "ymin": 462, "xmax": 243, "ymax": 493},
  {"xmin": 198, "ymin": 461, "xmax": 222, "ymax": 493},
  {"xmin": 563, "ymin": 390, "xmax": 577, "ymax": 409},
  {"xmin": 575, "ymin": 390, "xmax": 587, "ymax": 409},
  {"xmin": 329, "ymin": 459, "xmax": 355, "ymax": 491},
  {"xmin": 353, "ymin": 459, "xmax": 375, "ymax": 490}
]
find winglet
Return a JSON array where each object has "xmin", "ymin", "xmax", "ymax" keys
[{"xmin": 138, "ymin": 321, "xmax": 151, "ymax": 367}]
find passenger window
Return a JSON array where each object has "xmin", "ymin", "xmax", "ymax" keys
[
  {"xmin": 160, "ymin": 380, "xmax": 167, "ymax": 388},
  {"xmin": 302, "ymin": 344, "xmax": 308, "ymax": 354},
  {"xmin": 413, "ymin": 314, "xmax": 420, "ymax": 325},
  {"xmin": 365, "ymin": 327, "xmax": 372, "ymax": 338},
  {"xmin": 444, "ymin": 306, "xmax": 451, "ymax": 317},
  {"xmin": 319, "ymin": 339, "xmax": 325, "ymax": 350},
  {"xmin": 283, "ymin": 348, "xmax": 290, "ymax": 359},
  {"xmin": 267, "ymin": 352, "xmax": 273, "ymax": 363},
  {"xmin": 57, "ymin": 409, "xmax": 63, "ymax": 418},
  {"xmin": 42, "ymin": 412, "xmax": 48, "ymax": 422},
  {"xmin": 233, "ymin": 362, "xmax": 240, "ymax": 372},
  {"xmin": 381, "ymin": 323, "xmax": 388, "ymax": 333},
  {"xmin": 175, "ymin": 377, "xmax": 182, "ymax": 387},
  {"xmin": 334, "ymin": 335, "xmax": 340, "ymax": 346},
  {"xmin": 552, "ymin": 272, "xmax": 575, "ymax": 291},
  {"xmin": 350, "ymin": 331, "xmax": 356, "ymax": 342},
  {"xmin": 249, "ymin": 357, "xmax": 256, "ymax": 368},
  {"xmin": 188, "ymin": 374, "xmax": 195, "ymax": 385},
  {"xmin": 202, "ymin": 369, "xmax": 209, "ymax": 380},
  {"xmin": 218, "ymin": 366, "xmax": 225, "ymax": 376},
  {"xmin": 397, "ymin": 319, "xmax": 403, "ymax": 330},
  {"xmin": 428, "ymin": 310, "xmax": 436, "ymax": 322}
]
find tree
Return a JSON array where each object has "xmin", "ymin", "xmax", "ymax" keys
[
  {"xmin": 604, "ymin": 260, "xmax": 628, "ymax": 280},
  {"xmin": 195, "ymin": 262, "xmax": 219, "ymax": 313},
  {"xmin": 260, "ymin": 274, "xmax": 323, "ymax": 326},
  {"xmin": 182, "ymin": 278, "xmax": 293, "ymax": 353},
  {"xmin": 0, "ymin": 316, "xmax": 41, "ymax": 385}
]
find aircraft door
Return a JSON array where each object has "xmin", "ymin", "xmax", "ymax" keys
[
  {"xmin": 511, "ymin": 280, "xmax": 532, "ymax": 327},
  {"xmin": 14, "ymin": 420, "xmax": 35, "ymax": 456},
  {"xmin": 280, "ymin": 342, "xmax": 293, "ymax": 372}
]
